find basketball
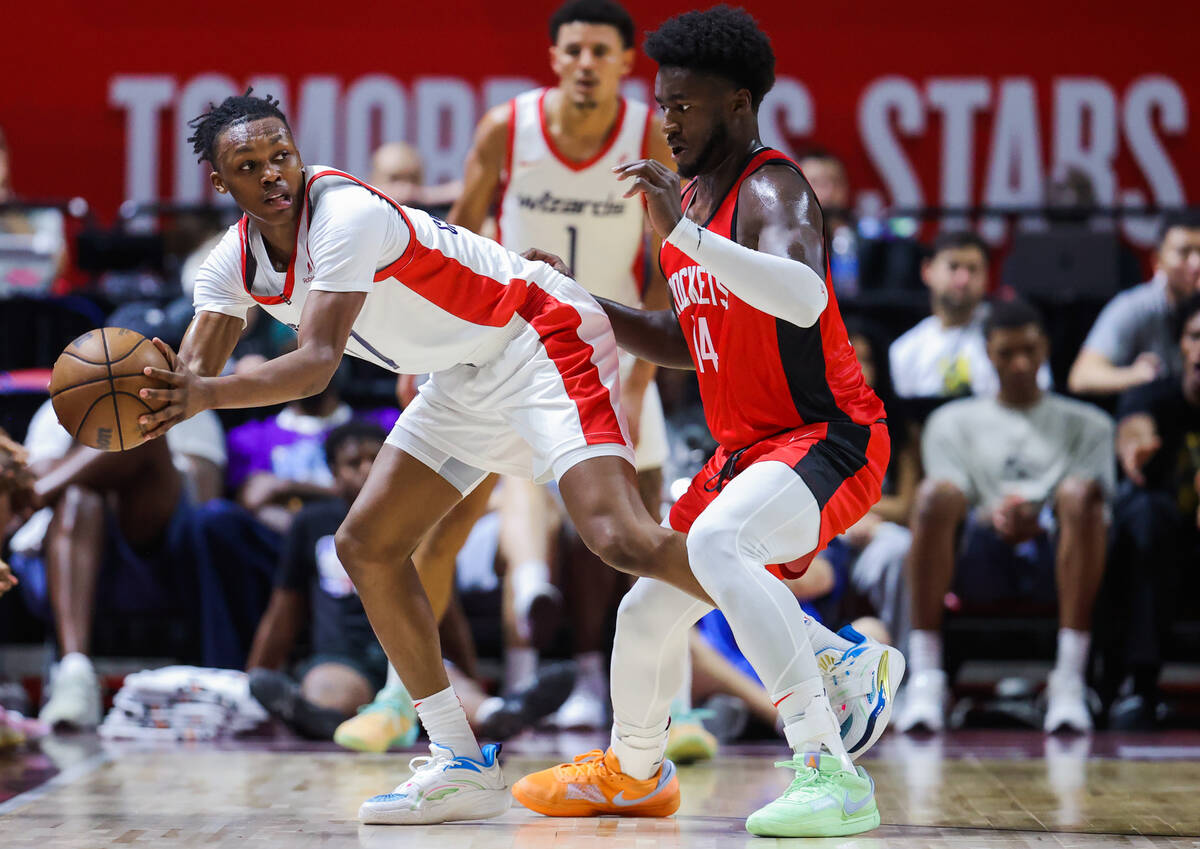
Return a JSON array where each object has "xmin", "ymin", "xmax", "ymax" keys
[{"xmin": 49, "ymin": 327, "xmax": 171, "ymax": 452}]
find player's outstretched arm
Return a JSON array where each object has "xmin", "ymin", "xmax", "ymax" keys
[
  {"xmin": 615, "ymin": 159, "xmax": 829, "ymax": 328},
  {"xmin": 596, "ymin": 296, "xmax": 693, "ymax": 370},
  {"xmin": 177, "ymin": 310, "xmax": 244, "ymax": 377},
  {"xmin": 447, "ymin": 104, "xmax": 509, "ymax": 233},
  {"xmin": 138, "ymin": 290, "xmax": 366, "ymax": 438}
]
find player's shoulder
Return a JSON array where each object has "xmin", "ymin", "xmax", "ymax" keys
[
  {"xmin": 195, "ymin": 223, "xmax": 244, "ymax": 283},
  {"xmin": 1042, "ymin": 392, "xmax": 1114, "ymax": 433},
  {"xmin": 307, "ymin": 167, "xmax": 393, "ymax": 221},
  {"xmin": 737, "ymin": 153, "xmax": 818, "ymax": 218},
  {"xmin": 927, "ymin": 394, "xmax": 991, "ymax": 430}
]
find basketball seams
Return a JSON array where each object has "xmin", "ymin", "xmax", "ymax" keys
[
  {"xmin": 105, "ymin": 335, "xmax": 151, "ymax": 366},
  {"xmin": 112, "ymin": 390, "xmax": 156, "ymax": 413},
  {"xmin": 60, "ymin": 350, "xmax": 109, "ymax": 367},
  {"xmin": 51, "ymin": 372, "xmax": 146, "ymax": 397},
  {"xmin": 100, "ymin": 328, "xmax": 125, "ymax": 452}
]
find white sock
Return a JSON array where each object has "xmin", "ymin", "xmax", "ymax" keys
[
  {"xmin": 804, "ymin": 613, "xmax": 855, "ymax": 655},
  {"xmin": 512, "ymin": 560, "xmax": 551, "ymax": 604},
  {"xmin": 58, "ymin": 652, "xmax": 94, "ymax": 677},
  {"xmin": 413, "ymin": 686, "xmax": 483, "ymax": 760},
  {"xmin": 611, "ymin": 716, "xmax": 670, "ymax": 781},
  {"xmin": 1054, "ymin": 628, "xmax": 1090, "ymax": 680},
  {"xmin": 909, "ymin": 629, "xmax": 943, "ymax": 676},
  {"xmin": 504, "ymin": 646, "xmax": 537, "ymax": 695},
  {"xmin": 575, "ymin": 651, "xmax": 607, "ymax": 697}
]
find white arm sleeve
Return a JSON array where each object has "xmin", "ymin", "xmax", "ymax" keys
[
  {"xmin": 307, "ymin": 184, "xmax": 407, "ymax": 295},
  {"xmin": 193, "ymin": 226, "xmax": 254, "ymax": 325},
  {"xmin": 665, "ymin": 215, "xmax": 828, "ymax": 328}
]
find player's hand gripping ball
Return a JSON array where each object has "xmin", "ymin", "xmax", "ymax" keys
[{"xmin": 49, "ymin": 327, "xmax": 169, "ymax": 451}]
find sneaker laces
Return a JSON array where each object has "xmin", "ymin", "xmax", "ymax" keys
[
  {"xmin": 554, "ymin": 749, "xmax": 609, "ymax": 780},
  {"xmin": 773, "ymin": 758, "xmax": 825, "ymax": 800},
  {"xmin": 390, "ymin": 749, "xmax": 455, "ymax": 794}
]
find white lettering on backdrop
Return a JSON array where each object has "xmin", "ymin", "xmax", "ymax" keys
[{"xmin": 110, "ymin": 72, "xmax": 1188, "ymax": 246}]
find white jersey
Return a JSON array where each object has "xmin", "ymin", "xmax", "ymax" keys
[
  {"xmin": 497, "ymin": 88, "xmax": 652, "ymax": 307},
  {"xmin": 194, "ymin": 166, "xmax": 586, "ymax": 375}
]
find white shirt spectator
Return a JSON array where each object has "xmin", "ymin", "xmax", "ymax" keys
[{"xmin": 889, "ymin": 305, "xmax": 1053, "ymax": 398}]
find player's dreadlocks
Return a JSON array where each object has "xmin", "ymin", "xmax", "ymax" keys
[
  {"xmin": 549, "ymin": 0, "xmax": 635, "ymax": 48},
  {"xmin": 186, "ymin": 88, "xmax": 290, "ymax": 166},
  {"xmin": 644, "ymin": 5, "xmax": 775, "ymax": 110}
]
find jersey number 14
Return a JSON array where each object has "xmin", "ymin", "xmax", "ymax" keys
[{"xmin": 692, "ymin": 316, "xmax": 719, "ymax": 372}]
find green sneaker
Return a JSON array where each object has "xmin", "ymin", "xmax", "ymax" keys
[
  {"xmin": 664, "ymin": 708, "xmax": 718, "ymax": 764},
  {"xmin": 746, "ymin": 752, "xmax": 880, "ymax": 837},
  {"xmin": 334, "ymin": 685, "xmax": 420, "ymax": 753}
]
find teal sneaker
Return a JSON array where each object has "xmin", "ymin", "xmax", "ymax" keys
[
  {"xmin": 664, "ymin": 708, "xmax": 718, "ymax": 764},
  {"xmin": 334, "ymin": 685, "xmax": 420, "ymax": 753},
  {"xmin": 746, "ymin": 752, "xmax": 880, "ymax": 837}
]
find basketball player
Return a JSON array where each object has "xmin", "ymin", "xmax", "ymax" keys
[
  {"xmin": 513, "ymin": 8, "xmax": 902, "ymax": 837},
  {"xmin": 445, "ymin": 0, "xmax": 674, "ymax": 731},
  {"xmin": 136, "ymin": 90, "xmax": 708, "ymax": 826}
]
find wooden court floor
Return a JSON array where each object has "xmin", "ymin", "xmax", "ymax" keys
[{"xmin": 1, "ymin": 732, "xmax": 1198, "ymax": 848}]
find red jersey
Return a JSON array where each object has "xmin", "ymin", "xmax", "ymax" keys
[{"xmin": 659, "ymin": 148, "xmax": 885, "ymax": 450}]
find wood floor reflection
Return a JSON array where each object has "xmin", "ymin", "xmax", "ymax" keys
[{"xmin": 1, "ymin": 732, "xmax": 1198, "ymax": 848}]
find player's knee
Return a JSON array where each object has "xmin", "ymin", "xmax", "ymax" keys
[
  {"xmin": 334, "ymin": 521, "xmax": 415, "ymax": 580},
  {"xmin": 1056, "ymin": 477, "xmax": 1104, "ymax": 522},
  {"xmin": 685, "ymin": 511, "xmax": 744, "ymax": 591},
  {"xmin": 576, "ymin": 517, "xmax": 654, "ymax": 576},
  {"xmin": 913, "ymin": 479, "xmax": 967, "ymax": 525}
]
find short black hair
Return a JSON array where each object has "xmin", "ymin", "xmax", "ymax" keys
[
  {"xmin": 324, "ymin": 420, "xmax": 387, "ymax": 467},
  {"xmin": 1157, "ymin": 208, "xmax": 1200, "ymax": 247},
  {"xmin": 1175, "ymin": 293, "xmax": 1200, "ymax": 341},
  {"xmin": 645, "ymin": 6, "xmax": 775, "ymax": 110},
  {"xmin": 549, "ymin": 0, "xmax": 635, "ymax": 48},
  {"xmin": 187, "ymin": 88, "xmax": 290, "ymax": 167},
  {"xmin": 929, "ymin": 229, "xmax": 991, "ymax": 264},
  {"xmin": 984, "ymin": 297, "xmax": 1044, "ymax": 340}
]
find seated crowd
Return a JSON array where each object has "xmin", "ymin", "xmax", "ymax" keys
[{"xmin": 2, "ymin": 135, "xmax": 1199, "ymax": 752}]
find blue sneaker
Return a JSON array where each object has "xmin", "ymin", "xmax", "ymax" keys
[
  {"xmin": 818, "ymin": 626, "xmax": 905, "ymax": 759},
  {"xmin": 359, "ymin": 742, "xmax": 511, "ymax": 824}
]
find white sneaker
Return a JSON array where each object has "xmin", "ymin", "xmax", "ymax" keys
[
  {"xmin": 548, "ymin": 689, "xmax": 608, "ymax": 730},
  {"xmin": 359, "ymin": 743, "xmax": 511, "ymax": 825},
  {"xmin": 895, "ymin": 669, "xmax": 947, "ymax": 733},
  {"xmin": 818, "ymin": 626, "xmax": 906, "ymax": 759},
  {"xmin": 1043, "ymin": 670, "xmax": 1092, "ymax": 733},
  {"xmin": 39, "ymin": 654, "xmax": 101, "ymax": 730}
]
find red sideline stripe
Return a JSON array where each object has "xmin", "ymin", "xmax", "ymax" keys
[{"xmin": 517, "ymin": 287, "xmax": 624, "ymax": 445}]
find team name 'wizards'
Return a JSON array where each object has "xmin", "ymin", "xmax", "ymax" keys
[
  {"xmin": 516, "ymin": 191, "xmax": 626, "ymax": 216},
  {"xmin": 668, "ymin": 263, "xmax": 731, "ymax": 312}
]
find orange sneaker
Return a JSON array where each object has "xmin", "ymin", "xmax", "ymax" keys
[{"xmin": 512, "ymin": 748, "xmax": 680, "ymax": 817}]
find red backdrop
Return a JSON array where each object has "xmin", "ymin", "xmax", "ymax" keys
[{"xmin": 4, "ymin": 0, "xmax": 1195, "ymax": 245}]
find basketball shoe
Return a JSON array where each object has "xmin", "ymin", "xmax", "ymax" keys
[
  {"xmin": 512, "ymin": 748, "xmax": 680, "ymax": 817},
  {"xmin": 334, "ymin": 684, "xmax": 420, "ymax": 753},
  {"xmin": 663, "ymin": 708, "xmax": 718, "ymax": 764},
  {"xmin": 746, "ymin": 752, "xmax": 880, "ymax": 837},
  {"xmin": 817, "ymin": 626, "xmax": 905, "ymax": 757},
  {"xmin": 358, "ymin": 742, "xmax": 511, "ymax": 824}
]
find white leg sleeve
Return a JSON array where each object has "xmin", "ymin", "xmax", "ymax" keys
[
  {"xmin": 686, "ymin": 461, "xmax": 846, "ymax": 760},
  {"xmin": 609, "ymin": 576, "xmax": 711, "ymax": 779}
]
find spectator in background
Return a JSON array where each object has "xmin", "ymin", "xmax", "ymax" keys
[
  {"xmin": 0, "ymin": 125, "xmax": 67, "ymax": 293},
  {"xmin": 896, "ymin": 300, "xmax": 1113, "ymax": 735},
  {"xmin": 225, "ymin": 363, "xmax": 398, "ymax": 534},
  {"xmin": 890, "ymin": 231, "xmax": 1052, "ymax": 399},
  {"xmin": 3, "ymin": 397, "xmax": 274, "ymax": 729},
  {"xmin": 369, "ymin": 141, "xmax": 463, "ymax": 220},
  {"xmin": 798, "ymin": 147, "xmax": 857, "ymax": 297},
  {"xmin": 246, "ymin": 422, "xmax": 419, "ymax": 740},
  {"xmin": 1100, "ymin": 294, "xmax": 1200, "ymax": 728},
  {"xmin": 1068, "ymin": 210, "xmax": 1200, "ymax": 396}
]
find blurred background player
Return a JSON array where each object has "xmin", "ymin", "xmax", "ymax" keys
[{"xmin": 400, "ymin": 0, "xmax": 677, "ymax": 734}]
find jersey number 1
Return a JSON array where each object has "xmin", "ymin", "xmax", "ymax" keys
[
  {"xmin": 565, "ymin": 225, "xmax": 578, "ymax": 274},
  {"xmin": 692, "ymin": 316, "xmax": 719, "ymax": 372}
]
